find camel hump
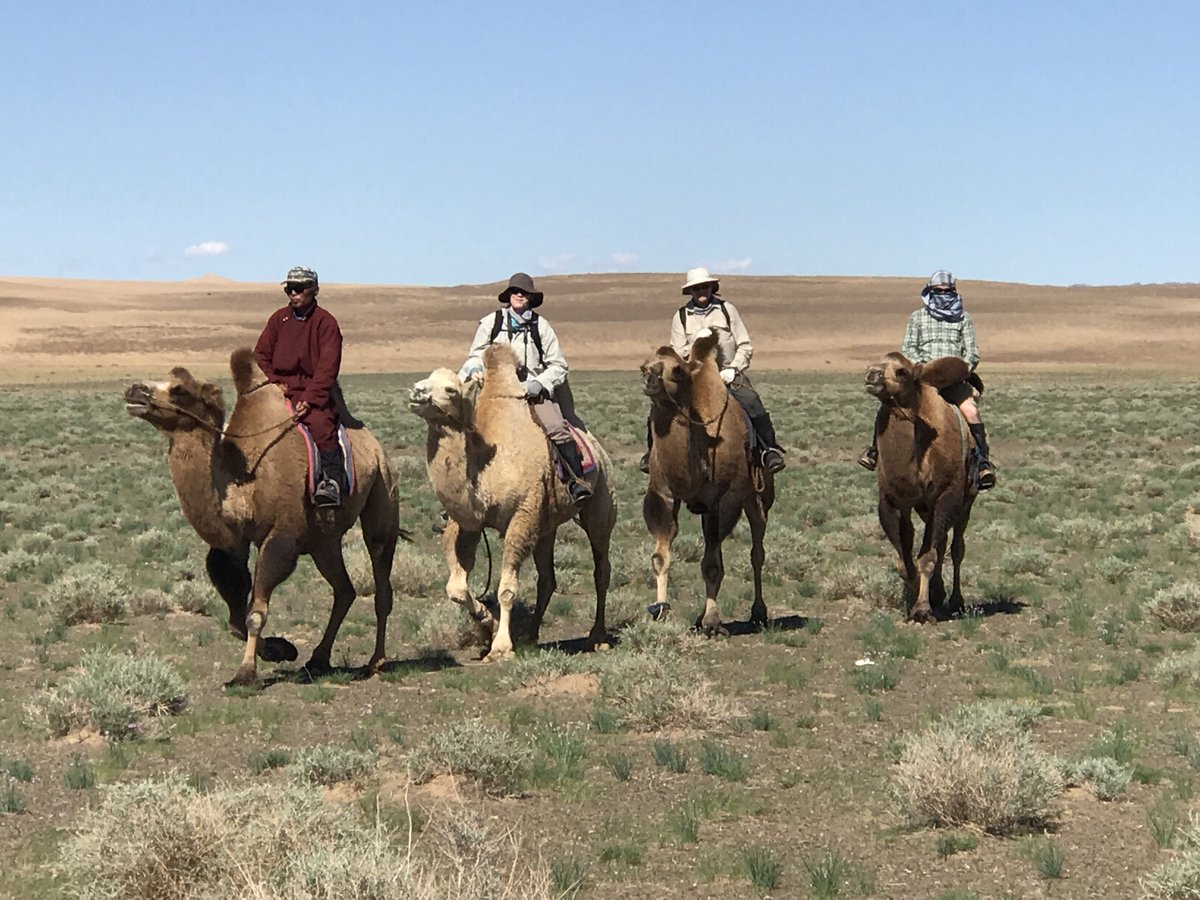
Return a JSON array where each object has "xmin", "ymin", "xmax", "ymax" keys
[
  {"xmin": 689, "ymin": 328, "xmax": 720, "ymax": 366},
  {"xmin": 916, "ymin": 356, "xmax": 972, "ymax": 390},
  {"xmin": 230, "ymin": 347, "xmax": 264, "ymax": 395}
]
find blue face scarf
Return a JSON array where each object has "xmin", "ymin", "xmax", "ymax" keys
[{"xmin": 923, "ymin": 289, "xmax": 964, "ymax": 323}]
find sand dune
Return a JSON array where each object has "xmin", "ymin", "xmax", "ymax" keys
[{"xmin": 2, "ymin": 274, "xmax": 1197, "ymax": 382}]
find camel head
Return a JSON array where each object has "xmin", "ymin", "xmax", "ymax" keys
[
  {"xmin": 409, "ymin": 368, "xmax": 474, "ymax": 429},
  {"xmin": 865, "ymin": 352, "xmax": 972, "ymax": 405},
  {"xmin": 124, "ymin": 367, "xmax": 225, "ymax": 433},
  {"xmin": 641, "ymin": 346, "xmax": 691, "ymax": 407}
]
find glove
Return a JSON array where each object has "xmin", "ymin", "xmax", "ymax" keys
[
  {"xmin": 523, "ymin": 379, "xmax": 545, "ymax": 399},
  {"xmin": 458, "ymin": 361, "xmax": 483, "ymax": 382},
  {"xmin": 720, "ymin": 368, "xmax": 737, "ymax": 384}
]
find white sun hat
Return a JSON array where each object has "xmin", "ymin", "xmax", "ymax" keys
[{"xmin": 681, "ymin": 267, "xmax": 720, "ymax": 294}]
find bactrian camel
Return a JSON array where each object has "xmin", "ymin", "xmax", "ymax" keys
[
  {"xmin": 124, "ymin": 348, "xmax": 401, "ymax": 685},
  {"xmin": 640, "ymin": 328, "xmax": 774, "ymax": 634},
  {"xmin": 408, "ymin": 344, "xmax": 616, "ymax": 662},
  {"xmin": 865, "ymin": 351, "xmax": 978, "ymax": 623}
]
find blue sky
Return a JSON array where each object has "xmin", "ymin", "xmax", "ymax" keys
[{"xmin": 3, "ymin": 2, "xmax": 1196, "ymax": 286}]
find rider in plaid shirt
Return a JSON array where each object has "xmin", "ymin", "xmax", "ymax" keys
[{"xmin": 859, "ymin": 270, "xmax": 996, "ymax": 491}]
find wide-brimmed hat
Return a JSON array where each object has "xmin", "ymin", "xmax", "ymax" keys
[
  {"xmin": 921, "ymin": 269, "xmax": 955, "ymax": 297},
  {"xmin": 498, "ymin": 272, "xmax": 543, "ymax": 308},
  {"xmin": 281, "ymin": 266, "xmax": 319, "ymax": 286},
  {"xmin": 681, "ymin": 267, "xmax": 719, "ymax": 294}
]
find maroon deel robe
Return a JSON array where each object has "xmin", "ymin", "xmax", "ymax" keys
[{"xmin": 254, "ymin": 303, "xmax": 342, "ymax": 450}]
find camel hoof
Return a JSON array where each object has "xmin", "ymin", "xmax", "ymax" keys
[
  {"xmin": 225, "ymin": 667, "xmax": 259, "ymax": 688},
  {"xmin": 303, "ymin": 656, "xmax": 333, "ymax": 678},
  {"xmin": 910, "ymin": 608, "xmax": 936, "ymax": 625},
  {"xmin": 258, "ymin": 636, "xmax": 299, "ymax": 663},
  {"xmin": 365, "ymin": 656, "xmax": 386, "ymax": 676},
  {"xmin": 695, "ymin": 614, "xmax": 729, "ymax": 637},
  {"xmin": 483, "ymin": 647, "xmax": 514, "ymax": 663}
]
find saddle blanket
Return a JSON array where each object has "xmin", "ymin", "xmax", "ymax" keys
[
  {"xmin": 287, "ymin": 400, "xmax": 356, "ymax": 499},
  {"xmin": 555, "ymin": 424, "xmax": 597, "ymax": 478}
]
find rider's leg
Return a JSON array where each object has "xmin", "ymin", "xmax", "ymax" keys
[{"xmin": 958, "ymin": 397, "xmax": 996, "ymax": 490}]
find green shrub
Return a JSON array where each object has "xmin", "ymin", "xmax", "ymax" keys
[
  {"xmin": 25, "ymin": 649, "xmax": 187, "ymax": 740},
  {"xmin": 408, "ymin": 719, "xmax": 532, "ymax": 796},
  {"xmin": 290, "ymin": 742, "xmax": 378, "ymax": 785},
  {"xmin": 596, "ymin": 646, "xmax": 736, "ymax": 732},
  {"xmin": 56, "ymin": 774, "xmax": 555, "ymax": 898},
  {"xmin": 42, "ymin": 562, "xmax": 134, "ymax": 624},
  {"xmin": 892, "ymin": 701, "xmax": 1063, "ymax": 835},
  {"xmin": 1060, "ymin": 756, "xmax": 1133, "ymax": 800},
  {"xmin": 1149, "ymin": 582, "xmax": 1200, "ymax": 632}
]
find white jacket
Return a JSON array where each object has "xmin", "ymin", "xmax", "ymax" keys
[
  {"xmin": 669, "ymin": 300, "xmax": 753, "ymax": 372},
  {"xmin": 459, "ymin": 310, "xmax": 569, "ymax": 391}
]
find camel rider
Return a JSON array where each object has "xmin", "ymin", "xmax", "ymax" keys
[
  {"xmin": 859, "ymin": 270, "xmax": 996, "ymax": 491},
  {"xmin": 459, "ymin": 272, "xmax": 593, "ymax": 504},
  {"xmin": 254, "ymin": 266, "xmax": 346, "ymax": 508},
  {"xmin": 638, "ymin": 267, "xmax": 786, "ymax": 475}
]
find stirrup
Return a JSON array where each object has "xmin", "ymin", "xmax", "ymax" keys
[
  {"xmin": 314, "ymin": 478, "xmax": 342, "ymax": 508},
  {"xmin": 568, "ymin": 480, "xmax": 593, "ymax": 503},
  {"xmin": 976, "ymin": 462, "xmax": 996, "ymax": 492},
  {"xmin": 858, "ymin": 447, "xmax": 877, "ymax": 471},
  {"xmin": 638, "ymin": 451, "xmax": 651, "ymax": 474},
  {"xmin": 761, "ymin": 447, "xmax": 786, "ymax": 474}
]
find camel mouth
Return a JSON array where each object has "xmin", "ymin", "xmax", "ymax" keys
[
  {"xmin": 864, "ymin": 369, "xmax": 886, "ymax": 397},
  {"xmin": 124, "ymin": 384, "xmax": 154, "ymax": 416}
]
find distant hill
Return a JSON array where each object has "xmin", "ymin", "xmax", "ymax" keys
[{"xmin": 2, "ymin": 274, "xmax": 1197, "ymax": 382}]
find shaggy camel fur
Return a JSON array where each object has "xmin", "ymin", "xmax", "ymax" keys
[
  {"xmin": 408, "ymin": 344, "xmax": 616, "ymax": 662},
  {"xmin": 865, "ymin": 351, "xmax": 978, "ymax": 623},
  {"xmin": 124, "ymin": 348, "xmax": 401, "ymax": 685},
  {"xmin": 640, "ymin": 328, "xmax": 774, "ymax": 634}
]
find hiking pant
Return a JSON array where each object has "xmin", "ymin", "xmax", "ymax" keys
[
  {"xmin": 530, "ymin": 396, "xmax": 572, "ymax": 443},
  {"xmin": 727, "ymin": 372, "xmax": 767, "ymax": 419}
]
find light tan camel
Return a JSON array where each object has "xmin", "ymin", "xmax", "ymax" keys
[
  {"xmin": 124, "ymin": 348, "xmax": 401, "ymax": 685},
  {"xmin": 640, "ymin": 328, "xmax": 774, "ymax": 634},
  {"xmin": 408, "ymin": 344, "xmax": 616, "ymax": 662},
  {"xmin": 865, "ymin": 351, "xmax": 978, "ymax": 623}
]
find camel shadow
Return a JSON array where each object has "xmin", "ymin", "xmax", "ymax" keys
[
  {"xmin": 251, "ymin": 652, "xmax": 463, "ymax": 689},
  {"xmin": 925, "ymin": 594, "xmax": 1028, "ymax": 623},
  {"xmin": 540, "ymin": 612, "xmax": 810, "ymax": 653}
]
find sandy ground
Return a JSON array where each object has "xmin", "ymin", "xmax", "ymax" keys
[{"xmin": 2, "ymin": 273, "xmax": 1198, "ymax": 382}]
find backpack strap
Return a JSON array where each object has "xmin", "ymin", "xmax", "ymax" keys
[
  {"xmin": 678, "ymin": 302, "xmax": 732, "ymax": 330},
  {"xmin": 488, "ymin": 309, "xmax": 546, "ymax": 369}
]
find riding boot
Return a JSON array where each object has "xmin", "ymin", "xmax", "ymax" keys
[
  {"xmin": 639, "ymin": 416, "xmax": 652, "ymax": 474},
  {"xmin": 750, "ymin": 414, "xmax": 786, "ymax": 474},
  {"xmin": 968, "ymin": 422, "xmax": 996, "ymax": 491},
  {"xmin": 554, "ymin": 440, "xmax": 594, "ymax": 503},
  {"xmin": 315, "ymin": 449, "xmax": 344, "ymax": 507}
]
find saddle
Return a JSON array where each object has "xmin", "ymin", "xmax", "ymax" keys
[
  {"xmin": 286, "ymin": 400, "xmax": 356, "ymax": 500},
  {"xmin": 552, "ymin": 424, "xmax": 597, "ymax": 479}
]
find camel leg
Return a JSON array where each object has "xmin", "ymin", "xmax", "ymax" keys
[
  {"xmin": 913, "ymin": 498, "xmax": 956, "ymax": 625},
  {"xmin": 948, "ymin": 500, "xmax": 974, "ymax": 613},
  {"xmin": 644, "ymin": 491, "xmax": 679, "ymax": 607},
  {"xmin": 206, "ymin": 546, "xmax": 251, "ymax": 640},
  {"xmin": 360, "ymin": 475, "xmax": 399, "ymax": 673},
  {"xmin": 698, "ymin": 500, "xmax": 741, "ymax": 636},
  {"xmin": 743, "ymin": 493, "xmax": 769, "ymax": 627},
  {"xmin": 530, "ymin": 534, "xmax": 557, "ymax": 644},
  {"xmin": 442, "ymin": 520, "xmax": 491, "ymax": 649},
  {"xmin": 230, "ymin": 536, "xmax": 300, "ymax": 686},
  {"xmin": 579, "ymin": 491, "xmax": 615, "ymax": 650},
  {"xmin": 306, "ymin": 543, "xmax": 358, "ymax": 675},
  {"xmin": 485, "ymin": 508, "xmax": 539, "ymax": 663},
  {"xmin": 878, "ymin": 497, "xmax": 918, "ymax": 614}
]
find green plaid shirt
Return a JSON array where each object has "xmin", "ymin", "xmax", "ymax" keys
[{"xmin": 901, "ymin": 308, "xmax": 980, "ymax": 368}]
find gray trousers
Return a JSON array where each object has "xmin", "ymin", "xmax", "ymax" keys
[
  {"xmin": 728, "ymin": 372, "xmax": 767, "ymax": 419},
  {"xmin": 531, "ymin": 396, "xmax": 572, "ymax": 443}
]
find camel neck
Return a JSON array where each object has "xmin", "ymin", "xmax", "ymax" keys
[{"xmin": 167, "ymin": 428, "xmax": 240, "ymax": 548}]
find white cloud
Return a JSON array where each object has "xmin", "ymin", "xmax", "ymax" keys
[
  {"xmin": 611, "ymin": 252, "xmax": 638, "ymax": 267},
  {"xmin": 184, "ymin": 241, "xmax": 231, "ymax": 257},
  {"xmin": 537, "ymin": 253, "xmax": 575, "ymax": 273},
  {"xmin": 713, "ymin": 257, "xmax": 752, "ymax": 272}
]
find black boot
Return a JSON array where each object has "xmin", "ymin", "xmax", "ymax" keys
[
  {"xmin": 968, "ymin": 423, "xmax": 996, "ymax": 491},
  {"xmin": 554, "ymin": 440, "xmax": 594, "ymax": 503},
  {"xmin": 639, "ymin": 416, "xmax": 652, "ymax": 474},
  {"xmin": 750, "ymin": 414, "xmax": 786, "ymax": 474},
  {"xmin": 315, "ymin": 449, "xmax": 344, "ymax": 507}
]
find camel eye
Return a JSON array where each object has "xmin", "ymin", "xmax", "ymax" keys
[
  {"xmin": 169, "ymin": 385, "xmax": 188, "ymax": 399},
  {"xmin": 895, "ymin": 368, "xmax": 909, "ymax": 380}
]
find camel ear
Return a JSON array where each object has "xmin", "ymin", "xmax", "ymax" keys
[
  {"xmin": 229, "ymin": 348, "xmax": 262, "ymax": 395},
  {"xmin": 169, "ymin": 366, "xmax": 196, "ymax": 387},
  {"xmin": 917, "ymin": 356, "xmax": 972, "ymax": 390},
  {"xmin": 201, "ymin": 383, "xmax": 225, "ymax": 417}
]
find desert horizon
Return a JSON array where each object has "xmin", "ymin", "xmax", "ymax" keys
[{"xmin": 3, "ymin": 272, "xmax": 1199, "ymax": 383}]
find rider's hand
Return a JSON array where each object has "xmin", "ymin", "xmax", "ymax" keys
[
  {"xmin": 719, "ymin": 368, "xmax": 737, "ymax": 384},
  {"xmin": 523, "ymin": 379, "xmax": 545, "ymax": 399},
  {"xmin": 293, "ymin": 400, "xmax": 310, "ymax": 418}
]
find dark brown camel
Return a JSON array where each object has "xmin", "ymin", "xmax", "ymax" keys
[
  {"xmin": 640, "ymin": 328, "xmax": 774, "ymax": 634},
  {"xmin": 865, "ymin": 352, "xmax": 977, "ymax": 623},
  {"xmin": 124, "ymin": 349, "xmax": 402, "ymax": 685}
]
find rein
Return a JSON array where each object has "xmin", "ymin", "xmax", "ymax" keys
[
  {"xmin": 662, "ymin": 385, "xmax": 731, "ymax": 429},
  {"xmin": 148, "ymin": 398, "xmax": 299, "ymax": 440}
]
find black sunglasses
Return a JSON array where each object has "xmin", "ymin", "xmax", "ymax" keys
[{"xmin": 285, "ymin": 282, "xmax": 314, "ymax": 295}]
